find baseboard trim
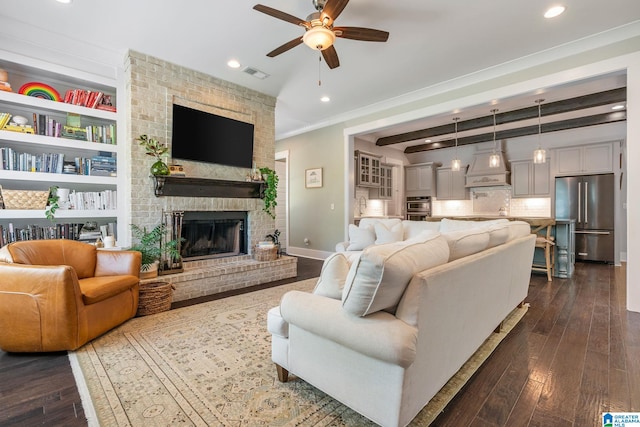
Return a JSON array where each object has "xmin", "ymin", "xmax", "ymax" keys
[{"xmin": 286, "ymin": 246, "xmax": 332, "ymax": 260}]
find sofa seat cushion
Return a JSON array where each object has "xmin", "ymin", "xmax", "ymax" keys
[
  {"xmin": 79, "ymin": 275, "xmax": 139, "ymax": 305},
  {"xmin": 442, "ymin": 229, "xmax": 491, "ymax": 261},
  {"xmin": 281, "ymin": 291, "xmax": 418, "ymax": 367},
  {"xmin": 341, "ymin": 233, "xmax": 449, "ymax": 316}
]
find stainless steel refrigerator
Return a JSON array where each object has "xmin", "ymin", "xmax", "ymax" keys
[{"xmin": 555, "ymin": 173, "xmax": 614, "ymax": 263}]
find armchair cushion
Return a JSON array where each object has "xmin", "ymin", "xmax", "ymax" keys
[{"xmin": 80, "ymin": 275, "xmax": 140, "ymax": 305}]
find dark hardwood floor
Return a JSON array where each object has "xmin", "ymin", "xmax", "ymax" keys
[{"xmin": 1, "ymin": 258, "xmax": 638, "ymax": 426}]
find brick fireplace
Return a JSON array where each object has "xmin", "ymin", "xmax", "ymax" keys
[{"xmin": 126, "ymin": 51, "xmax": 297, "ymax": 301}]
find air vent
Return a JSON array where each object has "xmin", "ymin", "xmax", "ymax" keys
[{"xmin": 242, "ymin": 66, "xmax": 269, "ymax": 80}]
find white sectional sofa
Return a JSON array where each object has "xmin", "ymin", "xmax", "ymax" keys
[{"xmin": 267, "ymin": 218, "xmax": 535, "ymax": 427}]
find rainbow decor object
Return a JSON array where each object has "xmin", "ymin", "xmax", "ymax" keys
[{"xmin": 18, "ymin": 82, "xmax": 61, "ymax": 102}]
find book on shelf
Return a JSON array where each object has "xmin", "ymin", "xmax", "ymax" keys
[{"xmin": 63, "ymin": 89, "xmax": 110, "ymax": 110}]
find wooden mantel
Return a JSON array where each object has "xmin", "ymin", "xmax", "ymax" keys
[{"xmin": 153, "ymin": 176, "xmax": 265, "ymax": 198}]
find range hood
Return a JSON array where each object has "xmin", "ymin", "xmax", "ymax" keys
[{"xmin": 465, "ymin": 146, "xmax": 510, "ymax": 187}]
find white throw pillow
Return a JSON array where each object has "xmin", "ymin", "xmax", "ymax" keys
[
  {"xmin": 346, "ymin": 224, "xmax": 376, "ymax": 251},
  {"xmin": 374, "ymin": 222, "xmax": 404, "ymax": 244},
  {"xmin": 341, "ymin": 233, "xmax": 449, "ymax": 316},
  {"xmin": 442, "ymin": 229, "xmax": 490, "ymax": 261},
  {"xmin": 313, "ymin": 252, "xmax": 352, "ymax": 299}
]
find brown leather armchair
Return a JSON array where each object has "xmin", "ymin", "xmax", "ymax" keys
[{"xmin": 0, "ymin": 239, "xmax": 141, "ymax": 352}]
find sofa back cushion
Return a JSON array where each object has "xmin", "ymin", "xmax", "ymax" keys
[
  {"xmin": 401, "ymin": 220, "xmax": 441, "ymax": 240},
  {"xmin": 486, "ymin": 223, "xmax": 511, "ymax": 248},
  {"xmin": 341, "ymin": 233, "xmax": 449, "ymax": 316},
  {"xmin": 506, "ymin": 220, "xmax": 532, "ymax": 241},
  {"xmin": 442, "ymin": 229, "xmax": 491, "ymax": 261},
  {"xmin": 0, "ymin": 239, "xmax": 97, "ymax": 279},
  {"xmin": 439, "ymin": 218, "xmax": 509, "ymax": 233}
]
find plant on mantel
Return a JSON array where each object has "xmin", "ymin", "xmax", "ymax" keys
[
  {"xmin": 259, "ymin": 167, "xmax": 278, "ymax": 219},
  {"xmin": 136, "ymin": 134, "xmax": 170, "ymax": 176}
]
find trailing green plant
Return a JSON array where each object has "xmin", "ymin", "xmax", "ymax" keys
[
  {"xmin": 45, "ymin": 186, "xmax": 59, "ymax": 222},
  {"xmin": 129, "ymin": 223, "xmax": 182, "ymax": 271},
  {"xmin": 259, "ymin": 167, "xmax": 278, "ymax": 219}
]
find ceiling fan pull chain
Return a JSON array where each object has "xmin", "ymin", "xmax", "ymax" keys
[{"xmin": 318, "ymin": 53, "xmax": 322, "ymax": 86}]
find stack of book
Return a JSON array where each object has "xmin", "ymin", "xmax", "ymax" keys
[{"xmin": 89, "ymin": 154, "xmax": 117, "ymax": 177}]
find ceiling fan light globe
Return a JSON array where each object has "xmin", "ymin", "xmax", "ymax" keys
[{"xmin": 303, "ymin": 26, "xmax": 336, "ymax": 50}]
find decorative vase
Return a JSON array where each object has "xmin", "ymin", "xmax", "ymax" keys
[{"xmin": 151, "ymin": 160, "xmax": 170, "ymax": 176}]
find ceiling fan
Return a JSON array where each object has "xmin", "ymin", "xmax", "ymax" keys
[{"xmin": 253, "ymin": 0, "xmax": 389, "ymax": 69}]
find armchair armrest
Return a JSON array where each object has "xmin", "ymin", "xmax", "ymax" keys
[
  {"xmin": 0, "ymin": 263, "xmax": 84, "ymax": 352},
  {"xmin": 95, "ymin": 250, "xmax": 142, "ymax": 277},
  {"xmin": 280, "ymin": 291, "xmax": 417, "ymax": 367}
]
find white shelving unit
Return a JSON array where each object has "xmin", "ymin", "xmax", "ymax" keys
[{"xmin": 0, "ymin": 51, "xmax": 122, "ymax": 243}]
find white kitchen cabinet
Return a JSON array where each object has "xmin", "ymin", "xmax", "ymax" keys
[
  {"xmin": 356, "ymin": 150, "xmax": 381, "ymax": 187},
  {"xmin": 370, "ymin": 164, "xmax": 393, "ymax": 199},
  {"xmin": 554, "ymin": 142, "xmax": 613, "ymax": 175},
  {"xmin": 511, "ymin": 159, "xmax": 550, "ymax": 198},
  {"xmin": 0, "ymin": 52, "xmax": 122, "ymax": 244},
  {"xmin": 405, "ymin": 163, "xmax": 437, "ymax": 197},
  {"xmin": 436, "ymin": 166, "xmax": 468, "ymax": 200}
]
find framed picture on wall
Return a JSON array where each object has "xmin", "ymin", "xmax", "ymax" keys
[{"xmin": 305, "ymin": 168, "xmax": 323, "ymax": 188}]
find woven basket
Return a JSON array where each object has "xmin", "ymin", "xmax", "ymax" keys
[
  {"xmin": 254, "ymin": 245, "xmax": 278, "ymax": 261},
  {"xmin": 1, "ymin": 189, "xmax": 49, "ymax": 209},
  {"xmin": 136, "ymin": 281, "xmax": 175, "ymax": 316}
]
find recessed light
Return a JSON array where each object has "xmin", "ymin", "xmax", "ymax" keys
[
  {"xmin": 56, "ymin": 0, "xmax": 72, "ymax": 3},
  {"xmin": 227, "ymin": 59, "xmax": 241, "ymax": 69},
  {"xmin": 424, "ymin": 139, "xmax": 432, "ymax": 143},
  {"xmin": 544, "ymin": 5, "xmax": 566, "ymax": 18},
  {"xmin": 320, "ymin": 96, "xmax": 330, "ymax": 103},
  {"xmin": 612, "ymin": 104, "xmax": 625, "ymax": 110}
]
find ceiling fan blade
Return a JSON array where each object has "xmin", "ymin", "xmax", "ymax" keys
[
  {"xmin": 333, "ymin": 27, "xmax": 389, "ymax": 42},
  {"xmin": 267, "ymin": 37, "xmax": 304, "ymax": 57},
  {"xmin": 253, "ymin": 4, "xmax": 307, "ymax": 26},
  {"xmin": 321, "ymin": 0, "xmax": 350, "ymax": 21},
  {"xmin": 322, "ymin": 45, "xmax": 340, "ymax": 69}
]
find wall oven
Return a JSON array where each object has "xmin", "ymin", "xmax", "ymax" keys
[{"xmin": 406, "ymin": 196, "xmax": 431, "ymax": 220}]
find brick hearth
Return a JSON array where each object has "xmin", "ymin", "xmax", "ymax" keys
[{"xmin": 140, "ymin": 255, "xmax": 298, "ymax": 302}]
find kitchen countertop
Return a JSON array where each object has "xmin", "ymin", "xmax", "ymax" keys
[{"xmin": 426, "ymin": 216, "xmax": 555, "ymax": 226}]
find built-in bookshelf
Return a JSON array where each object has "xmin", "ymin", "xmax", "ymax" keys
[{"xmin": 0, "ymin": 51, "xmax": 123, "ymax": 244}]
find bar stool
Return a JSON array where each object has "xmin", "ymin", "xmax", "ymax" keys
[{"xmin": 531, "ymin": 220, "xmax": 555, "ymax": 281}]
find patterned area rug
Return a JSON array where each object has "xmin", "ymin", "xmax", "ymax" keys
[{"xmin": 71, "ymin": 278, "xmax": 527, "ymax": 426}]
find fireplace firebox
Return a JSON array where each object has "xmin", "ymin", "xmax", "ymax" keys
[{"xmin": 179, "ymin": 211, "xmax": 248, "ymax": 261}]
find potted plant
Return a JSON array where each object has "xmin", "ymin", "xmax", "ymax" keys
[
  {"xmin": 129, "ymin": 223, "xmax": 182, "ymax": 278},
  {"xmin": 136, "ymin": 134, "xmax": 170, "ymax": 176},
  {"xmin": 45, "ymin": 186, "xmax": 59, "ymax": 222},
  {"xmin": 259, "ymin": 167, "xmax": 278, "ymax": 219}
]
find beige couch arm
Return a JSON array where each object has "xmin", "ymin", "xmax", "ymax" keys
[
  {"xmin": 95, "ymin": 250, "xmax": 142, "ymax": 277},
  {"xmin": 280, "ymin": 290, "xmax": 418, "ymax": 367},
  {"xmin": 0, "ymin": 263, "xmax": 84, "ymax": 352}
]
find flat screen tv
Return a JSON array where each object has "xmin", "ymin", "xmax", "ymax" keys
[{"xmin": 171, "ymin": 104, "xmax": 254, "ymax": 168}]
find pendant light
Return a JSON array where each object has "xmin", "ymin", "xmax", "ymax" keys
[
  {"xmin": 533, "ymin": 99, "xmax": 546, "ymax": 164},
  {"xmin": 489, "ymin": 109, "xmax": 500, "ymax": 168},
  {"xmin": 451, "ymin": 117, "xmax": 461, "ymax": 171}
]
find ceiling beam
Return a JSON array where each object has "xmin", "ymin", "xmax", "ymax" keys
[
  {"xmin": 377, "ymin": 87, "xmax": 626, "ymax": 147},
  {"xmin": 403, "ymin": 111, "xmax": 627, "ymax": 154}
]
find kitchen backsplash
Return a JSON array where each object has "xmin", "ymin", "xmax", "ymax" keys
[
  {"xmin": 471, "ymin": 187, "xmax": 512, "ymax": 216},
  {"xmin": 434, "ymin": 186, "xmax": 551, "ymax": 217}
]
